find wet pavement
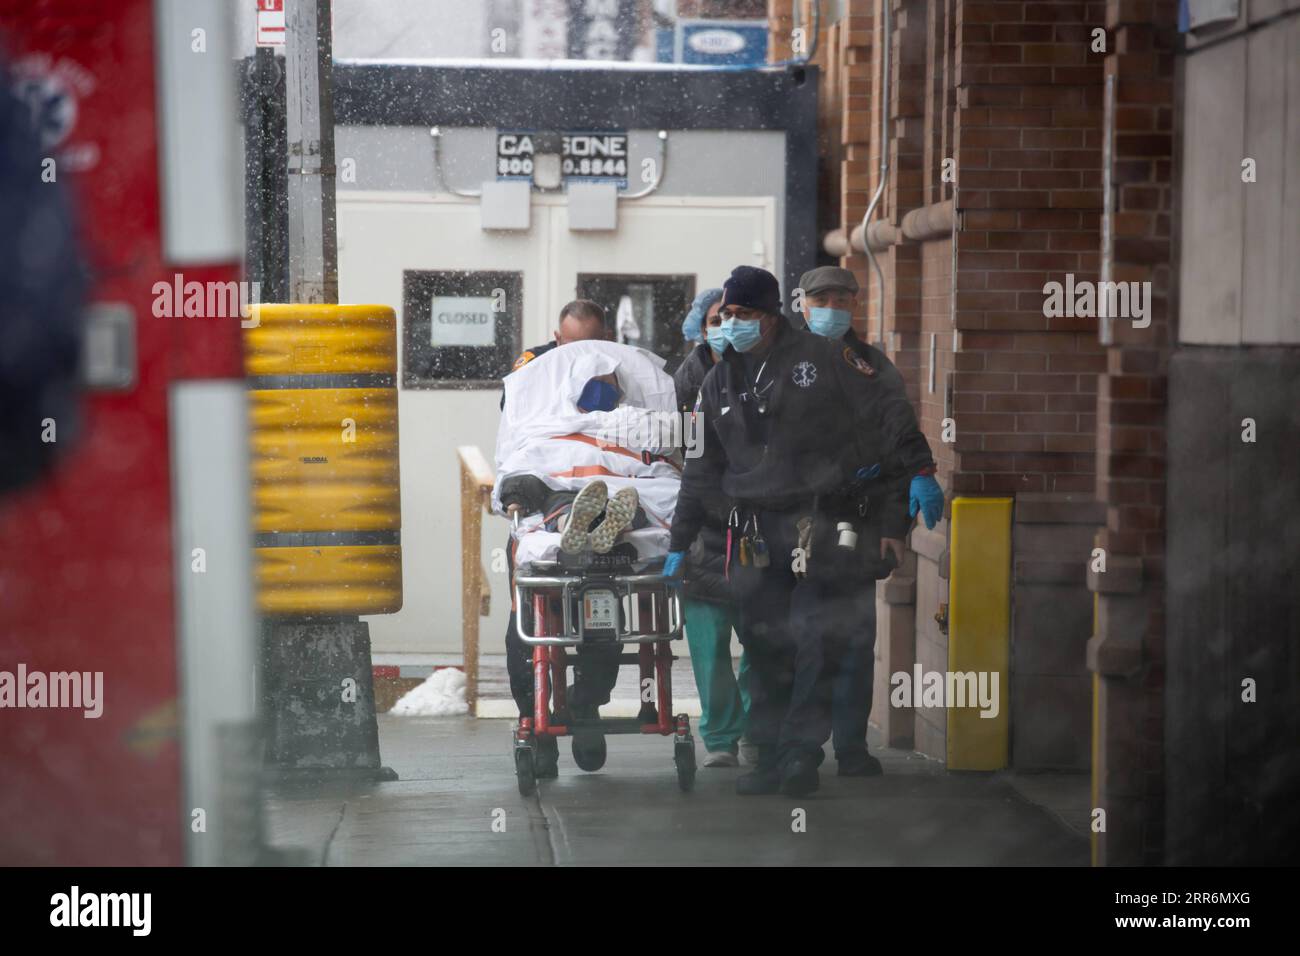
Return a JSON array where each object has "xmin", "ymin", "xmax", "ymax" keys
[{"xmin": 263, "ymin": 714, "xmax": 1089, "ymax": 866}]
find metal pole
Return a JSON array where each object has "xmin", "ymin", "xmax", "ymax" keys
[
  {"xmin": 268, "ymin": 2, "xmax": 392, "ymax": 781},
  {"xmin": 285, "ymin": 0, "xmax": 338, "ymax": 305}
]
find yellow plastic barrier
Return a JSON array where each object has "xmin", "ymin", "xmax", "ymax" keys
[
  {"xmin": 946, "ymin": 497, "xmax": 1011, "ymax": 770},
  {"xmin": 245, "ymin": 304, "xmax": 402, "ymax": 616},
  {"xmin": 249, "ymin": 388, "xmax": 398, "ymax": 531}
]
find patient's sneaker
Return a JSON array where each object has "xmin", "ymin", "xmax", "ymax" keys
[
  {"xmin": 589, "ymin": 487, "xmax": 639, "ymax": 553},
  {"xmin": 560, "ymin": 480, "xmax": 608, "ymax": 554}
]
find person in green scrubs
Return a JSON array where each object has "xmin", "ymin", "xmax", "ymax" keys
[{"xmin": 673, "ymin": 289, "xmax": 751, "ymax": 766}]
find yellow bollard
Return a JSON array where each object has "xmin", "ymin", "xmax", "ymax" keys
[
  {"xmin": 244, "ymin": 304, "xmax": 402, "ymax": 616},
  {"xmin": 946, "ymin": 497, "xmax": 1011, "ymax": 770}
]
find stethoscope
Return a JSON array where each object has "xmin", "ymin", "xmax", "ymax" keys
[{"xmin": 745, "ymin": 359, "xmax": 774, "ymax": 416}]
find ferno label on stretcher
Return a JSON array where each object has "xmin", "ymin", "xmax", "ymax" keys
[{"xmin": 583, "ymin": 591, "xmax": 618, "ymax": 631}]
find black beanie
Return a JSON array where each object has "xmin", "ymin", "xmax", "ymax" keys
[{"xmin": 721, "ymin": 266, "xmax": 782, "ymax": 316}]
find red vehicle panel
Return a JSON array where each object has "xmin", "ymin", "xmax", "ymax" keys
[{"xmin": 0, "ymin": 0, "xmax": 242, "ymax": 864}]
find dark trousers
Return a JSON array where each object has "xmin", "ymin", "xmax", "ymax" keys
[
  {"xmin": 729, "ymin": 506, "xmax": 877, "ymax": 769},
  {"xmin": 503, "ymin": 528, "xmax": 620, "ymax": 719},
  {"xmin": 831, "ymin": 586, "xmax": 876, "ymax": 760}
]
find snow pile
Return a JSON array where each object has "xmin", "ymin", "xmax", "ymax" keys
[{"xmin": 391, "ymin": 668, "xmax": 468, "ymax": 717}]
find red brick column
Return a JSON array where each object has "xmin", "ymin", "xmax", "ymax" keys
[
  {"xmin": 1086, "ymin": 0, "xmax": 1177, "ymax": 868},
  {"xmin": 888, "ymin": 0, "xmax": 931, "ymax": 386},
  {"xmin": 948, "ymin": 0, "xmax": 1107, "ymax": 498},
  {"xmin": 840, "ymin": 0, "xmax": 882, "ymax": 337}
]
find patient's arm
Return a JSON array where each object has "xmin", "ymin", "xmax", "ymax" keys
[{"xmin": 497, "ymin": 474, "xmax": 550, "ymax": 516}]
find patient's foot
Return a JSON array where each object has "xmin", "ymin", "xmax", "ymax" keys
[
  {"xmin": 589, "ymin": 487, "xmax": 639, "ymax": 553},
  {"xmin": 560, "ymin": 480, "xmax": 608, "ymax": 554}
]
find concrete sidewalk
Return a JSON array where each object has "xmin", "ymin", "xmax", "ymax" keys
[{"xmin": 264, "ymin": 714, "xmax": 1089, "ymax": 866}]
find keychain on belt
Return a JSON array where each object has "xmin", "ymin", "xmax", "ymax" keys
[
  {"xmin": 724, "ymin": 507, "xmax": 740, "ymax": 580},
  {"xmin": 750, "ymin": 513, "xmax": 770, "ymax": 568},
  {"xmin": 738, "ymin": 514, "xmax": 753, "ymax": 567}
]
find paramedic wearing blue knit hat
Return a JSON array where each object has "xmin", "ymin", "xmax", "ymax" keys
[{"xmin": 665, "ymin": 264, "xmax": 939, "ymax": 797}]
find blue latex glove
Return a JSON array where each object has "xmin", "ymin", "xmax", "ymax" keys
[
  {"xmin": 662, "ymin": 551, "xmax": 686, "ymax": 584},
  {"xmin": 909, "ymin": 474, "xmax": 944, "ymax": 530}
]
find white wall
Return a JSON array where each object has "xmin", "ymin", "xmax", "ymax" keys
[
  {"xmin": 1179, "ymin": 11, "xmax": 1300, "ymax": 345},
  {"xmin": 338, "ymin": 192, "xmax": 775, "ymax": 653},
  {"xmin": 231, "ymin": 0, "xmax": 492, "ymax": 60}
]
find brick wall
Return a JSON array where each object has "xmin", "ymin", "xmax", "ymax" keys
[
  {"xmin": 887, "ymin": 0, "xmax": 930, "ymax": 414},
  {"xmin": 838, "ymin": 0, "xmax": 884, "ymax": 342},
  {"xmin": 1086, "ymin": 0, "xmax": 1177, "ymax": 868},
  {"xmin": 801, "ymin": 0, "xmax": 1180, "ymax": 862},
  {"xmin": 948, "ymin": 0, "xmax": 1108, "ymax": 497},
  {"xmin": 920, "ymin": 237, "xmax": 956, "ymax": 477}
]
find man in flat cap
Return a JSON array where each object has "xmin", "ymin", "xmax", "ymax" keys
[{"xmin": 795, "ymin": 265, "xmax": 945, "ymax": 778}]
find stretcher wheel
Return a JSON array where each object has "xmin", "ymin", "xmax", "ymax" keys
[
  {"xmin": 572, "ymin": 734, "xmax": 607, "ymax": 772},
  {"xmin": 674, "ymin": 740, "xmax": 696, "ymax": 792},
  {"xmin": 515, "ymin": 747, "xmax": 537, "ymax": 796}
]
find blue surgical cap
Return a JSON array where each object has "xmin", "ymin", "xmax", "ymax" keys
[{"xmin": 682, "ymin": 287, "xmax": 724, "ymax": 344}]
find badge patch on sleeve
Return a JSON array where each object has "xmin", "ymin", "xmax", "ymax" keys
[
  {"xmin": 511, "ymin": 350, "xmax": 536, "ymax": 371},
  {"xmin": 843, "ymin": 346, "xmax": 876, "ymax": 377}
]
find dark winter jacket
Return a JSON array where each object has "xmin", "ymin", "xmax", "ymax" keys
[
  {"xmin": 671, "ymin": 322, "xmax": 935, "ymax": 581},
  {"xmin": 841, "ymin": 330, "xmax": 919, "ymax": 541},
  {"xmin": 672, "ymin": 343, "xmax": 732, "ymax": 604},
  {"xmin": 673, "ymin": 342, "xmax": 713, "ymax": 414}
]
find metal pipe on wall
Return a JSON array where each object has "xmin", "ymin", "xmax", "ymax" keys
[
  {"xmin": 861, "ymin": 0, "xmax": 891, "ymax": 346},
  {"xmin": 823, "ymin": 227, "xmax": 849, "ymax": 257}
]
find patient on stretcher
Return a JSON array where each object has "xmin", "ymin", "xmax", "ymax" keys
[{"xmin": 493, "ymin": 340, "xmax": 683, "ymax": 565}]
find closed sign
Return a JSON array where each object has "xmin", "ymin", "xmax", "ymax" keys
[{"xmin": 430, "ymin": 296, "xmax": 497, "ymax": 347}]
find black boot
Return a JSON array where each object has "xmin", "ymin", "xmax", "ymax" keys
[
  {"xmin": 837, "ymin": 750, "xmax": 883, "ymax": 777},
  {"xmin": 736, "ymin": 745, "xmax": 782, "ymax": 795},
  {"xmin": 780, "ymin": 754, "xmax": 820, "ymax": 796},
  {"xmin": 568, "ymin": 685, "xmax": 607, "ymax": 772},
  {"xmin": 736, "ymin": 765, "xmax": 782, "ymax": 796}
]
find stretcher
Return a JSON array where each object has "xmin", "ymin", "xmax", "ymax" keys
[{"xmin": 510, "ymin": 516, "xmax": 695, "ymax": 795}]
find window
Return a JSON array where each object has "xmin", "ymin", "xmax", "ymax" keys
[
  {"xmin": 575, "ymin": 273, "xmax": 696, "ymax": 373},
  {"xmin": 402, "ymin": 270, "xmax": 522, "ymax": 389}
]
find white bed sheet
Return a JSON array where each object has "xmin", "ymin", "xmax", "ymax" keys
[{"xmin": 511, "ymin": 516, "xmax": 672, "ymax": 567}]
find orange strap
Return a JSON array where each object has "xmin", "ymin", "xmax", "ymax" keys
[
  {"xmin": 549, "ymin": 433, "xmax": 682, "ymax": 474},
  {"xmin": 551, "ymin": 432, "xmax": 641, "ymax": 460}
]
